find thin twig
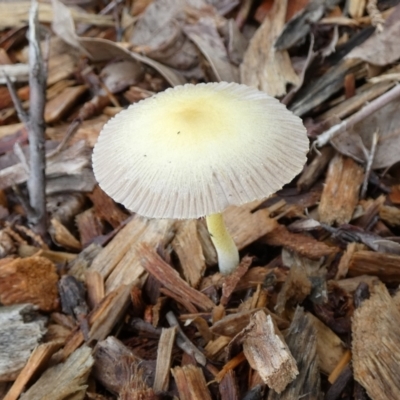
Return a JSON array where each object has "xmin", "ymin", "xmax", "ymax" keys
[
  {"xmin": 27, "ymin": 0, "xmax": 48, "ymax": 236},
  {"xmin": 314, "ymin": 84, "xmax": 400, "ymax": 149},
  {"xmin": 166, "ymin": 311, "xmax": 207, "ymax": 366},
  {"xmin": 360, "ymin": 131, "xmax": 379, "ymax": 199},
  {"xmin": 4, "ymin": 74, "xmax": 29, "ymax": 125},
  {"xmin": 46, "ymin": 119, "xmax": 81, "ymax": 158}
]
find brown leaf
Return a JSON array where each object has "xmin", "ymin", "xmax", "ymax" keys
[{"xmin": 346, "ymin": 5, "xmax": 400, "ymax": 66}]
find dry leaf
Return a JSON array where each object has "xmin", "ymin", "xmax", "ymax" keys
[
  {"xmin": 331, "ymin": 98, "xmax": 400, "ymax": 169},
  {"xmin": 346, "ymin": 5, "xmax": 400, "ymax": 66},
  {"xmin": 184, "ymin": 17, "xmax": 239, "ymax": 82},
  {"xmin": 240, "ymin": 0, "xmax": 299, "ymax": 97}
]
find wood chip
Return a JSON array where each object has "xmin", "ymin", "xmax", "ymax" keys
[
  {"xmin": 0, "ymin": 304, "xmax": 47, "ymax": 382},
  {"xmin": 243, "ymin": 310, "xmax": 298, "ymax": 393},
  {"xmin": 318, "ymin": 153, "xmax": 364, "ymax": 225},
  {"xmin": 20, "ymin": 346, "xmax": 94, "ymax": 400},
  {"xmin": 352, "ymin": 281, "xmax": 400, "ymax": 400},
  {"xmin": 264, "ymin": 223, "xmax": 337, "ymax": 260},
  {"xmin": 172, "ymin": 220, "xmax": 206, "ymax": 288},
  {"xmin": 153, "ymin": 327, "xmax": 176, "ymax": 393},
  {"xmin": 89, "ymin": 216, "xmax": 175, "ymax": 293},
  {"xmin": 92, "ymin": 336, "xmax": 152, "ymax": 395},
  {"xmin": 4, "ymin": 341, "xmax": 63, "ymax": 400},
  {"xmin": 139, "ymin": 244, "xmax": 215, "ymax": 311},
  {"xmin": 171, "ymin": 365, "xmax": 212, "ymax": 400},
  {"xmin": 348, "ymin": 250, "xmax": 400, "ymax": 283}
]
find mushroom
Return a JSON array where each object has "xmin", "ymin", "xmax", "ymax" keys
[{"xmin": 92, "ymin": 82, "xmax": 309, "ymax": 275}]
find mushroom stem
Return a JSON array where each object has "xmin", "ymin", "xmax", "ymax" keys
[{"xmin": 206, "ymin": 213, "xmax": 239, "ymax": 275}]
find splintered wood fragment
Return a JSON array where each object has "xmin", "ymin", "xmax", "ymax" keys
[
  {"xmin": 18, "ymin": 244, "xmax": 77, "ymax": 263},
  {"xmin": 328, "ymin": 349, "xmax": 352, "ymax": 384},
  {"xmin": 219, "ymin": 370, "xmax": 240, "ymax": 400},
  {"xmin": 204, "ymin": 336, "xmax": 231, "ymax": 360},
  {"xmin": 220, "ymin": 256, "xmax": 252, "ymax": 306},
  {"xmin": 319, "ymin": 153, "xmax": 364, "ymax": 225},
  {"xmin": 223, "ymin": 202, "xmax": 278, "ymax": 250},
  {"xmin": 264, "ymin": 223, "xmax": 337, "ymax": 260},
  {"xmin": 139, "ymin": 244, "xmax": 215, "ymax": 311},
  {"xmin": 172, "ymin": 365, "xmax": 212, "ymax": 400},
  {"xmin": 379, "ymin": 205, "xmax": 400, "ymax": 227},
  {"xmin": 85, "ymin": 270, "xmax": 105, "ymax": 308},
  {"xmin": 297, "ymin": 146, "xmax": 335, "ymax": 191},
  {"xmin": 352, "ymin": 281, "xmax": 400, "ymax": 400},
  {"xmin": 0, "ymin": 256, "xmax": 59, "ymax": 311},
  {"xmin": 215, "ymin": 352, "xmax": 246, "ymax": 383},
  {"xmin": 348, "ymin": 250, "xmax": 400, "ymax": 283},
  {"xmin": 89, "ymin": 216, "xmax": 175, "ymax": 293},
  {"xmin": 44, "ymin": 85, "xmax": 86, "ymax": 123},
  {"xmin": 268, "ymin": 307, "xmax": 321, "ymax": 399},
  {"xmin": 153, "ymin": 327, "xmax": 176, "ymax": 393},
  {"xmin": 50, "ymin": 218, "xmax": 81, "ymax": 251},
  {"xmin": 4, "ymin": 341, "xmax": 63, "ymax": 400},
  {"xmin": 243, "ymin": 311, "xmax": 298, "ymax": 393},
  {"xmin": 92, "ymin": 336, "xmax": 142, "ymax": 393},
  {"xmin": 87, "ymin": 186, "xmax": 129, "ymax": 229},
  {"xmin": 329, "ymin": 275, "xmax": 377, "ymax": 294},
  {"xmin": 20, "ymin": 346, "xmax": 93, "ymax": 400},
  {"xmin": 0, "ymin": 304, "xmax": 47, "ymax": 382},
  {"xmin": 307, "ymin": 313, "xmax": 346, "ymax": 375},
  {"xmin": 75, "ymin": 208, "xmax": 103, "ymax": 247},
  {"xmin": 172, "ymin": 220, "xmax": 206, "ymax": 288},
  {"xmin": 197, "ymin": 220, "xmax": 218, "ymax": 265},
  {"xmin": 59, "ymin": 284, "xmax": 131, "ymax": 361},
  {"xmin": 68, "ymin": 243, "xmax": 102, "ymax": 281}
]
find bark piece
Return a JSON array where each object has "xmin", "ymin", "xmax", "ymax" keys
[
  {"xmin": 171, "ymin": 365, "xmax": 212, "ymax": 400},
  {"xmin": 268, "ymin": 307, "xmax": 321, "ymax": 399},
  {"xmin": 348, "ymin": 250, "xmax": 400, "ymax": 283},
  {"xmin": 93, "ymin": 336, "xmax": 155, "ymax": 395},
  {"xmin": 352, "ymin": 281, "xmax": 400, "ymax": 400},
  {"xmin": 264, "ymin": 223, "xmax": 337, "ymax": 260},
  {"xmin": 50, "ymin": 218, "xmax": 81, "ymax": 251},
  {"xmin": 290, "ymin": 58, "xmax": 365, "ymax": 117},
  {"xmin": 75, "ymin": 208, "xmax": 103, "ymax": 247},
  {"xmin": 153, "ymin": 327, "xmax": 176, "ymax": 393},
  {"xmin": 224, "ymin": 201, "xmax": 278, "ymax": 251},
  {"xmin": 139, "ymin": 244, "xmax": 215, "ymax": 311},
  {"xmin": 242, "ymin": 310, "xmax": 298, "ymax": 393},
  {"xmin": 89, "ymin": 215, "xmax": 175, "ymax": 293},
  {"xmin": 319, "ymin": 153, "xmax": 364, "ymax": 225},
  {"xmin": 297, "ymin": 146, "xmax": 335, "ymax": 192},
  {"xmin": 172, "ymin": 220, "xmax": 206, "ymax": 288},
  {"xmin": 20, "ymin": 346, "xmax": 93, "ymax": 400},
  {"xmin": 87, "ymin": 186, "xmax": 129, "ymax": 229},
  {"xmin": 0, "ymin": 304, "xmax": 47, "ymax": 382},
  {"xmin": 0, "ymin": 256, "xmax": 59, "ymax": 311},
  {"xmin": 4, "ymin": 341, "xmax": 63, "ymax": 400},
  {"xmin": 241, "ymin": 0, "xmax": 299, "ymax": 96}
]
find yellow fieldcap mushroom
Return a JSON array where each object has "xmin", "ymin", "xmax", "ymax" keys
[{"xmin": 92, "ymin": 82, "xmax": 309, "ymax": 275}]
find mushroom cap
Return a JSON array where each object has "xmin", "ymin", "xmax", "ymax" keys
[{"xmin": 92, "ymin": 82, "xmax": 309, "ymax": 219}]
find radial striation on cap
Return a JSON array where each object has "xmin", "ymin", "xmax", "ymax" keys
[{"xmin": 92, "ymin": 82, "xmax": 309, "ymax": 219}]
